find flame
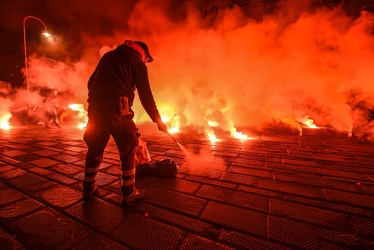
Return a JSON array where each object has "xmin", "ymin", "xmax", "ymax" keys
[
  {"xmin": 0, "ymin": 112, "xmax": 11, "ymax": 129},
  {"xmin": 161, "ymin": 111, "xmax": 180, "ymax": 134},
  {"xmin": 206, "ymin": 130, "xmax": 222, "ymax": 142},
  {"xmin": 299, "ymin": 116, "xmax": 318, "ymax": 128},
  {"xmin": 68, "ymin": 103, "xmax": 88, "ymax": 129},
  {"xmin": 207, "ymin": 120, "xmax": 219, "ymax": 127},
  {"xmin": 232, "ymin": 131, "xmax": 248, "ymax": 140},
  {"xmin": 168, "ymin": 126, "xmax": 180, "ymax": 134}
]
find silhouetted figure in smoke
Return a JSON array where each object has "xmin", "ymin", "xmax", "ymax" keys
[
  {"xmin": 43, "ymin": 89, "xmax": 62, "ymax": 128},
  {"xmin": 347, "ymin": 92, "xmax": 374, "ymax": 141},
  {"xmin": 83, "ymin": 40, "xmax": 168, "ymax": 206}
]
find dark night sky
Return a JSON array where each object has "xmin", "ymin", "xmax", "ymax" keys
[
  {"xmin": 0, "ymin": 0, "xmax": 228, "ymax": 87},
  {"xmin": 0, "ymin": 0, "xmax": 141, "ymax": 86}
]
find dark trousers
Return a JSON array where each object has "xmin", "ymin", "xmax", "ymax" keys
[{"xmin": 83, "ymin": 111, "xmax": 138, "ymax": 196}]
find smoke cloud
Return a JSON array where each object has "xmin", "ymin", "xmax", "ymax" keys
[{"xmin": 1, "ymin": 0, "xmax": 374, "ymax": 140}]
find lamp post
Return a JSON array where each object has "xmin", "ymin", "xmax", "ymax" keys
[{"xmin": 23, "ymin": 16, "xmax": 50, "ymax": 103}]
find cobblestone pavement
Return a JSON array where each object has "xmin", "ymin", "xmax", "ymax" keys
[{"xmin": 0, "ymin": 123, "xmax": 373, "ymax": 250}]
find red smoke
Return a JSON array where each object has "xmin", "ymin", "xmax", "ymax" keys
[{"xmin": 1, "ymin": 0, "xmax": 374, "ymax": 140}]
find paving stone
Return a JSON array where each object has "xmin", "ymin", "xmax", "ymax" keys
[
  {"xmin": 323, "ymin": 189, "xmax": 374, "ymax": 209},
  {"xmin": 179, "ymin": 233, "xmax": 234, "ymax": 249},
  {"xmin": 269, "ymin": 198, "xmax": 352, "ymax": 232},
  {"xmin": 28, "ymin": 158, "xmax": 60, "ymax": 168},
  {"xmin": 0, "ymin": 188, "xmax": 27, "ymax": 206},
  {"xmin": 0, "ymin": 165, "xmax": 15, "ymax": 173},
  {"xmin": 112, "ymin": 214, "xmax": 185, "ymax": 250},
  {"xmin": 35, "ymin": 141, "xmax": 59, "ymax": 147},
  {"xmin": 0, "ymin": 168, "xmax": 27, "ymax": 180},
  {"xmin": 50, "ymin": 153, "xmax": 82, "ymax": 163},
  {"xmin": 200, "ymin": 201, "xmax": 267, "ymax": 237},
  {"xmin": 320, "ymin": 162, "xmax": 374, "ymax": 175},
  {"xmin": 32, "ymin": 149, "xmax": 59, "ymax": 157},
  {"xmin": 8, "ymin": 173, "xmax": 55, "ymax": 195},
  {"xmin": 148, "ymin": 178, "xmax": 201, "ymax": 195},
  {"xmin": 319, "ymin": 168, "xmax": 372, "ymax": 182},
  {"xmin": 12, "ymin": 153, "xmax": 44, "ymax": 162},
  {"xmin": 352, "ymin": 216, "xmax": 374, "ymax": 239},
  {"xmin": 196, "ymin": 184, "xmax": 268, "ymax": 213},
  {"xmin": 1, "ymin": 124, "xmax": 373, "ymax": 249},
  {"xmin": 35, "ymin": 185, "xmax": 82, "ymax": 208},
  {"xmin": 219, "ymin": 229, "xmax": 290, "ymax": 250},
  {"xmin": 284, "ymin": 194, "xmax": 374, "ymax": 218},
  {"xmin": 238, "ymin": 185, "xmax": 283, "ymax": 199},
  {"xmin": 16, "ymin": 146, "xmax": 44, "ymax": 153},
  {"xmin": 0, "ymin": 227, "xmax": 28, "ymax": 250},
  {"xmin": 257, "ymin": 178, "xmax": 325, "ymax": 199},
  {"xmin": 74, "ymin": 171, "xmax": 119, "ymax": 186},
  {"xmin": 315, "ymin": 227, "xmax": 361, "ymax": 248},
  {"xmin": 179, "ymin": 165, "xmax": 223, "ymax": 179},
  {"xmin": 151, "ymin": 207, "xmax": 215, "ymax": 235},
  {"xmin": 211, "ymin": 150, "xmax": 239, "ymax": 158},
  {"xmin": 186, "ymin": 175, "xmax": 238, "ymax": 189},
  {"xmin": 66, "ymin": 199, "xmax": 133, "ymax": 233},
  {"xmin": 7, "ymin": 208, "xmax": 92, "ymax": 250},
  {"xmin": 220, "ymin": 172, "xmax": 258, "ymax": 186},
  {"xmin": 281, "ymin": 158, "xmax": 319, "ymax": 167},
  {"xmin": 27, "ymin": 167, "xmax": 53, "ymax": 176},
  {"xmin": 232, "ymin": 162, "xmax": 275, "ymax": 171},
  {"xmin": 0, "ymin": 198, "xmax": 45, "ymax": 223},
  {"xmin": 72, "ymin": 232, "xmax": 131, "ymax": 250},
  {"xmin": 268, "ymin": 215, "xmax": 320, "ymax": 249},
  {"xmin": 229, "ymin": 157, "xmax": 266, "ymax": 166},
  {"xmin": 1, "ymin": 150, "xmax": 28, "ymax": 157},
  {"xmin": 148, "ymin": 189, "xmax": 207, "ymax": 217},
  {"xmin": 62, "ymin": 146, "xmax": 86, "ymax": 153},
  {"xmin": 228, "ymin": 165, "xmax": 273, "ymax": 179},
  {"xmin": 275, "ymin": 171, "xmax": 363, "ymax": 193},
  {"xmin": 273, "ymin": 162, "xmax": 320, "ymax": 174}
]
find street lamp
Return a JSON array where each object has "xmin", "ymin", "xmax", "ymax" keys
[{"xmin": 23, "ymin": 16, "xmax": 51, "ymax": 104}]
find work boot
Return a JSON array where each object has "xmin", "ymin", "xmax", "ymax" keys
[
  {"xmin": 122, "ymin": 188, "xmax": 146, "ymax": 206},
  {"xmin": 82, "ymin": 184, "xmax": 98, "ymax": 201}
]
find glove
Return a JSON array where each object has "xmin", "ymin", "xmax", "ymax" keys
[{"xmin": 156, "ymin": 120, "xmax": 168, "ymax": 133}]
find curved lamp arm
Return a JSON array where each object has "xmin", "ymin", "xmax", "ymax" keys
[{"xmin": 23, "ymin": 16, "xmax": 50, "ymax": 103}]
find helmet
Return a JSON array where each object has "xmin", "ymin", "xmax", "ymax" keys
[{"xmin": 134, "ymin": 41, "xmax": 153, "ymax": 62}]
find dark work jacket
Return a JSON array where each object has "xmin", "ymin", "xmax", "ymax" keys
[{"xmin": 87, "ymin": 45, "xmax": 161, "ymax": 123}]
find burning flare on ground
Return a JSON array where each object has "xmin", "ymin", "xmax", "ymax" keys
[
  {"xmin": 0, "ymin": 113, "xmax": 11, "ymax": 129},
  {"xmin": 68, "ymin": 103, "xmax": 87, "ymax": 129},
  {"xmin": 299, "ymin": 116, "xmax": 318, "ymax": 129}
]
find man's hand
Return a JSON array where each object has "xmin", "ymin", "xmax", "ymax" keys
[{"xmin": 156, "ymin": 120, "xmax": 168, "ymax": 134}]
